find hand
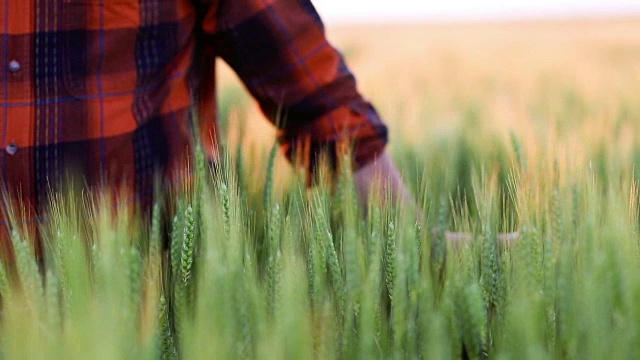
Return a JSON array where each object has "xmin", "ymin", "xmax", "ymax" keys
[
  {"xmin": 435, "ymin": 229, "xmax": 521, "ymax": 246},
  {"xmin": 353, "ymin": 151, "xmax": 520, "ymax": 246},
  {"xmin": 353, "ymin": 151, "xmax": 423, "ymax": 219}
]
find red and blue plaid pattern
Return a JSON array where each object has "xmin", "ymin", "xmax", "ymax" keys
[{"xmin": 0, "ymin": 0, "xmax": 388, "ymax": 253}]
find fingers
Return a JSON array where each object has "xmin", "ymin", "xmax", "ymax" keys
[
  {"xmin": 497, "ymin": 231, "xmax": 520, "ymax": 244},
  {"xmin": 432, "ymin": 229, "xmax": 521, "ymax": 246},
  {"xmin": 444, "ymin": 231, "xmax": 472, "ymax": 244}
]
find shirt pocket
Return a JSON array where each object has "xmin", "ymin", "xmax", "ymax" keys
[{"xmin": 61, "ymin": 0, "xmax": 182, "ymax": 98}]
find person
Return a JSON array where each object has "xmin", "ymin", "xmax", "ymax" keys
[{"xmin": 0, "ymin": 0, "xmax": 415, "ymax": 256}]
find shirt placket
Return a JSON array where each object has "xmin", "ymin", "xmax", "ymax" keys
[{"xmin": 1, "ymin": 0, "xmax": 35, "ymax": 215}]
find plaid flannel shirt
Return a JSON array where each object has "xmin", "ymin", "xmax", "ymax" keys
[{"xmin": 0, "ymin": 0, "xmax": 388, "ymax": 249}]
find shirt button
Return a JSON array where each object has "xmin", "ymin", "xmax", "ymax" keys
[
  {"xmin": 8, "ymin": 60, "xmax": 20, "ymax": 73},
  {"xmin": 5, "ymin": 143, "xmax": 18, "ymax": 155}
]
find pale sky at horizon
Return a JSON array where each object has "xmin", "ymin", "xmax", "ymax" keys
[{"xmin": 313, "ymin": 0, "xmax": 640, "ymax": 23}]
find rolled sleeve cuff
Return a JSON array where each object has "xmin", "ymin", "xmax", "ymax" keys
[{"xmin": 277, "ymin": 100, "xmax": 389, "ymax": 181}]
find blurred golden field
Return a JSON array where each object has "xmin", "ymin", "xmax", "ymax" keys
[{"xmin": 219, "ymin": 17, "xmax": 640, "ymax": 188}]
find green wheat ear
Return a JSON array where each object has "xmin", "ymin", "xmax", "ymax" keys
[
  {"xmin": 235, "ymin": 141, "xmax": 245, "ymax": 198},
  {"xmin": 149, "ymin": 201, "xmax": 163, "ymax": 260},
  {"xmin": 266, "ymin": 203, "xmax": 282, "ymax": 313},
  {"xmin": 0, "ymin": 259, "xmax": 9, "ymax": 296},
  {"xmin": 545, "ymin": 189, "xmax": 560, "ymax": 299},
  {"xmin": 195, "ymin": 143, "xmax": 207, "ymax": 187},
  {"xmin": 528, "ymin": 225, "xmax": 543, "ymax": 291},
  {"xmin": 128, "ymin": 247, "xmax": 142, "ymax": 320},
  {"xmin": 409, "ymin": 222, "xmax": 423, "ymax": 290},
  {"xmin": 159, "ymin": 293, "xmax": 177, "ymax": 360},
  {"xmin": 45, "ymin": 269, "xmax": 62, "ymax": 331},
  {"xmin": 264, "ymin": 142, "xmax": 278, "ymax": 212},
  {"xmin": 307, "ymin": 230, "xmax": 318, "ymax": 309},
  {"xmin": 384, "ymin": 220, "xmax": 397, "ymax": 302},
  {"xmin": 180, "ymin": 205, "xmax": 195, "ymax": 287},
  {"xmin": 219, "ymin": 182, "xmax": 231, "ymax": 242},
  {"xmin": 174, "ymin": 203, "xmax": 195, "ymax": 337},
  {"xmin": 431, "ymin": 195, "xmax": 448, "ymax": 290},
  {"xmin": 324, "ymin": 220, "xmax": 345, "ymax": 314},
  {"xmin": 11, "ymin": 228, "xmax": 44, "ymax": 306},
  {"xmin": 509, "ymin": 130, "xmax": 527, "ymax": 171},
  {"xmin": 455, "ymin": 279, "xmax": 488, "ymax": 360},
  {"xmin": 170, "ymin": 211, "xmax": 182, "ymax": 280},
  {"xmin": 481, "ymin": 224, "xmax": 501, "ymax": 317}
]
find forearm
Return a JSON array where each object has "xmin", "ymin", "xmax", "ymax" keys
[{"xmin": 354, "ymin": 151, "xmax": 417, "ymax": 211}]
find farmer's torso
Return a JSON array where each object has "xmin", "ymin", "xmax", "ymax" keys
[{"xmin": 0, "ymin": 0, "xmax": 219, "ymax": 223}]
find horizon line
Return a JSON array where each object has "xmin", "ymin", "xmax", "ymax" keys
[{"xmin": 320, "ymin": 7, "xmax": 640, "ymax": 25}]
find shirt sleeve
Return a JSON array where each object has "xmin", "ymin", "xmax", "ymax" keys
[{"xmin": 207, "ymin": 0, "xmax": 388, "ymax": 176}]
